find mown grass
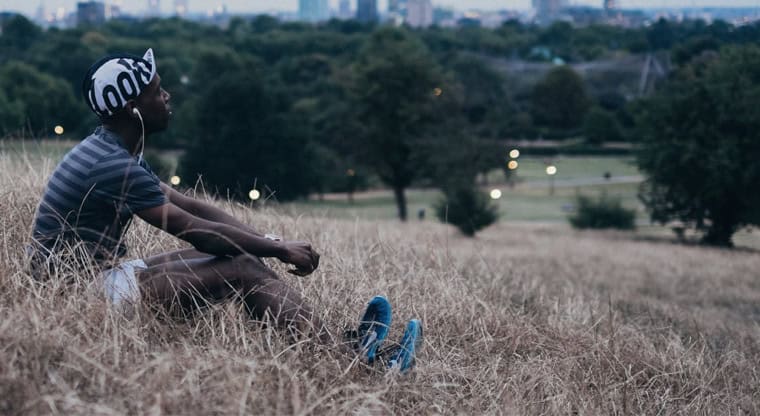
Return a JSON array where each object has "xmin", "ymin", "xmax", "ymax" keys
[
  {"xmin": 291, "ymin": 156, "xmax": 642, "ymax": 222},
  {"xmin": 1, "ymin": 150, "xmax": 760, "ymax": 414}
]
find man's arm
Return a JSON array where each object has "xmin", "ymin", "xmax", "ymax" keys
[
  {"xmin": 137, "ymin": 202, "xmax": 319, "ymax": 275},
  {"xmin": 159, "ymin": 182, "xmax": 265, "ymax": 237}
]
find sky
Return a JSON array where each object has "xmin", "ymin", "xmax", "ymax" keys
[{"xmin": 1, "ymin": 0, "xmax": 759, "ymax": 19}]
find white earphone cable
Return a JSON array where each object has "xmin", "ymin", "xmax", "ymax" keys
[{"xmin": 134, "ymin": 109, "xmax": 145, "ymax": 164}]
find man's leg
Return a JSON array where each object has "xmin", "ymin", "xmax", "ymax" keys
[
  {"xmin": 142, "ymin": 248, "xmax": 216, "ymax": 268},
  {"xmin": 136, "ymin": 254, "xmax": 328, "ymax": 342}
]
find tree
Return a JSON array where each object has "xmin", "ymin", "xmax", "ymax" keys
[
  {"xmin": 179, "ymin": 68, "xmax": 316, "ymax": 202},
  {"xmin": 351, "ymin": 27, "xmax": 450, "ymax": 221},
  {"xmin": 0, "ymin": 61, "xmax": 84, "ymax": 136},
  {"xmin": 583, "ymin": 107, "xmax": 622, "ymax": 145},
  {"xmin": 447, "ymin": 52, "xmax": 513, "ymax": 139},
  {"xmin": 636, "ymin": 45, "xmax": 760, "ymax": 246},
  {"xmin": 531, "ymin": 65, "xmax": 591, "ymax": 130},
  {"xmin": 0, "ymin": 14, "xmax": 41, "ymax": 52}
]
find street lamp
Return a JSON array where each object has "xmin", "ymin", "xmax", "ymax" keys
[
  {"xmin": 509, "ymin": 149, "xmax": 520, "ymax": 159},
  {"xmin": 508, "ymin": 160, "xmax": 518, "ymax": 170},
  {"xmin": 170, "ymin": 175, "xmax": 181, "ymax": 186},
  {"xmin": 490, "ymin": 189, "xmax": 502, "ymax": 200},
  {"xmin": 546, "ymin": 165, "xmax": 557, "ymax": 195},
  {"xmin": 54, "ymin": 125, "xmax": 64, "ymax": 135},
  {"xmin": 248, "ymin": 189, "xmax": 261, "ymax": 201}
]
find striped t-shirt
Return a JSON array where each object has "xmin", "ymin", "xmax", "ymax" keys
[{"xmin": 31, "ymin": 126, "xmax": 166, "ymax": 263}]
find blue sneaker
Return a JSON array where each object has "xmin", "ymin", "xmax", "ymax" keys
[
  {"xmin": 350, "ymin": 296, "xmax": 392, "ymax": 364},
  {"xmin": 386, "ymin": 319, "xmax": 423, "ymax": 374}
]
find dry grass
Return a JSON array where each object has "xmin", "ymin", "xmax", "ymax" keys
[{"xmin": 1, "ymin": 153, "xmax": 760, "ymax": 415}]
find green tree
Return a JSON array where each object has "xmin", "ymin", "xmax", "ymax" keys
[
  {"xmin": 351, "ymin": 27, "xmax": 450, "ymax": 221},
  {"xmin": 179, "ymin": 69, "xmax": 316, "ymax": 201},
  {"xmin": 448, "ymin": 52, "xmax": 513, "ymax": 139},
  {"xmin": 0, "ymin": 14, "xmax": 41, "ymax": 52},
  {"xmin": 0, "ymin": 61, "xmax": 84, "ymax": 136},
  {"xmin": 583, "ymin": 106, "xmax": 622, "ymax": 145},
  {"xmin": 531, "ymin": 65, "xmax": 591, "ymax": 130},
  {"xmin": 636, "ymin": 45, "xmax": 760, "ymax": 246}
]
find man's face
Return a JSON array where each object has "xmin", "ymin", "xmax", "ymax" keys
[{"xmin": 136, "ymin": 74, "xmax": 172, "ymax": 133}]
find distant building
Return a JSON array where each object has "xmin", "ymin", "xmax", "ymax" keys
[
  {"xmin": 356, "ymin": 0, "xmax": 378, "ymax": 23},
  {"xmin": 146, "ymin": 0, "xmax": 160, "ymax": 17},
  {"xmin": 174, "ymin": 0, "xmax": 188, "ymax": 17},
  {"xmin": 388, "ymin": 0, "xmax": 405, "ymax": 23},
  {"xmin": 35, "ymin": 1, "xmax": 49, "ymax": 25},
  {"xmin": 299, "ymin": 0, "xmax": 329, "ymax": 22},
  {"xmin": 338, "ymin": 0, "xmax": 352, "ymax": 19},
  {"xmin": 532, "ymin": 0, "xmax": 566, "ymax": 24},
  {"xmin": 406, "ymin": 0, "xmax": 432, "ymax": 27},
  {"xmin": 604, "ymin": 0, "xmax": 617, "ymax": 12},
  {"xmin": 77, "ymin": 1, "xmax": 106, "ymax": 26}
]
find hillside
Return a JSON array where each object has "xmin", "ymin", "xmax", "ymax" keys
[{"xmin": 1, "ymin": 155, "xmax": 759, "ymax": 414}]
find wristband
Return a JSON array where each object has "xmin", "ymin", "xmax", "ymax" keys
[{"xmin": 265, "ymin": 233, "xmax": 282, "ymax": 241}]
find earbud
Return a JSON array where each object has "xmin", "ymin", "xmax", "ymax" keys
[{"xmin": 132, "ymin": 108, "xmax": 140, "ymax": 116}]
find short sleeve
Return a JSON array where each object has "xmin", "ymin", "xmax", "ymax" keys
[{"xmin": 89, "ymin": 153, "xmax": 166, "ymax": 214}]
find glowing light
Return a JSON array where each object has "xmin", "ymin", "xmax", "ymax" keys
[
  {"xmin": 546, "ymin": 165, "xmax": 557, "ymax": 176},
  {"xmin": 248, "ymin": 189, "xmax": 261, "ymax": 201},
  {"xmin": 170, "ymin": 175, "xmax": 181, "ymax": 186},
  {"xmin": 433, "ymin": 87, "xmax": 443, "ymax": 97},
  {"xmin": 180, "ymin": 75, "xmax": 190, "ymax": 85},
  {"xmin": 508, "ymin": 160, "xmax": 518, "ymax": 170},
  {"xmin": 53, "ymin": 125, "xmax": 64, "ymax": 135},
  {"xmin": 490, "ymin": 189, "xmax": 502, "ymax": 200},
  {"xmin": 346, "ymin": 168, "xmax": 355, "ymax": 177},
  {"xmin": 509, "ymin": 149, "xmax": 520, "ymax": 159}
]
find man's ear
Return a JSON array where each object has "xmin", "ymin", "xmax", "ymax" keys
[{"xmin": 125, "ymin": 101, "xmax": 139, "ymax": 118}]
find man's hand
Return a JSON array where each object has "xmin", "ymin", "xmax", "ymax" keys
[{"xmin": 279, "ymin": 240, "xmax": 320, "ymax": 276}]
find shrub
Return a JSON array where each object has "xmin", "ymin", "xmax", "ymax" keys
[
  {"xmin": 568, "ymin": 193, "xmax": 636, "ymax": 230},
  {"xmin": 435, "ymin": 186, "xmax": 499, "ymax": 236}
]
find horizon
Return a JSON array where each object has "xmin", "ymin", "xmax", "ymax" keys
[{"xmin": 2, "ymin": 0, "xmax": 759, "ymax": 19}]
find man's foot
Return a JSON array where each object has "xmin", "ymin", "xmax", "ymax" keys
[
  {"xmin": 382, "ymin": 319, "xmax": 423, "ymax": 374},
  {"xmin": 344, "ymin": 296, "xmax": 392, "ymax": 364}
]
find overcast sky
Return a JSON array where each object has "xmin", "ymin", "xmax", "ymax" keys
[{"xmin": 2, "ymin": 0, "xmax": 758, "ymax": 18}]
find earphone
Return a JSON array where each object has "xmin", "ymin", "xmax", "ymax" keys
[{"xmin": 132, "ymin": 107, "xmax": 145, "ymax": 163}]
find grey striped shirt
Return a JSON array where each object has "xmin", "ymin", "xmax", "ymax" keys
[{"xmin": 31, "ymin": 126, "xmax": 166, "ymax": 262}]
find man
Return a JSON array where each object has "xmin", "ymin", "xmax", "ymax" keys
[
  {"xmin": 29, "ymin": 49, "xmax": 420, "ymax": 371},
  {"xmin": 30, "ymin": 49, "xmax": 324, "ymax": 335}
]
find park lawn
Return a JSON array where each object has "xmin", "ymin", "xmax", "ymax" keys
[
  {"xmin": 288, "ymin": 181, "xmax": 644, "ymax": 223},
  {"xmin": 486, "ymin": 155, "xmax": 640, "ymax": 183}
]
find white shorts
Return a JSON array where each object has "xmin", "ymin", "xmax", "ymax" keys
[{"xmin": 102, "ymin": 259, "xmax": 147, "ymax": 308}]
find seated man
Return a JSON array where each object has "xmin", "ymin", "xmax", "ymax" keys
[
  {"xmin": 28, "ymin": 49, "xmax": 421, "ymax": 371},
  {"xmin": 30, "ymin": 49, "xmax": 324, "ymax": 336}
]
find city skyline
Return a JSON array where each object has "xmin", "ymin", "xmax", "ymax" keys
[{"xmin": 2, "ymin": 0, "xmax": 759, "ymax": 18}]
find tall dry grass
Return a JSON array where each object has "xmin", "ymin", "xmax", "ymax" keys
[{"xmin": 1, "ymin": 151, "xmax": 759, "ymax": 415}]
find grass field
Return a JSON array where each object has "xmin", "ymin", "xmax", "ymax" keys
[
  {"xmin": 290, "ymin": 156, "xmax": 643, "ymax": 223},
  {"xmin": 2, "ymin": 151, "xmax": 760, "ymax": 414}
]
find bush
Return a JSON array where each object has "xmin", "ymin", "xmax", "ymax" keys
[
  {"xmin": 568, "ymin": 193, "xmax": 636, "ymax": 230},
  {"xmin": 435, "ymin": 186, "xmax": 499, "ymax": 236}
]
